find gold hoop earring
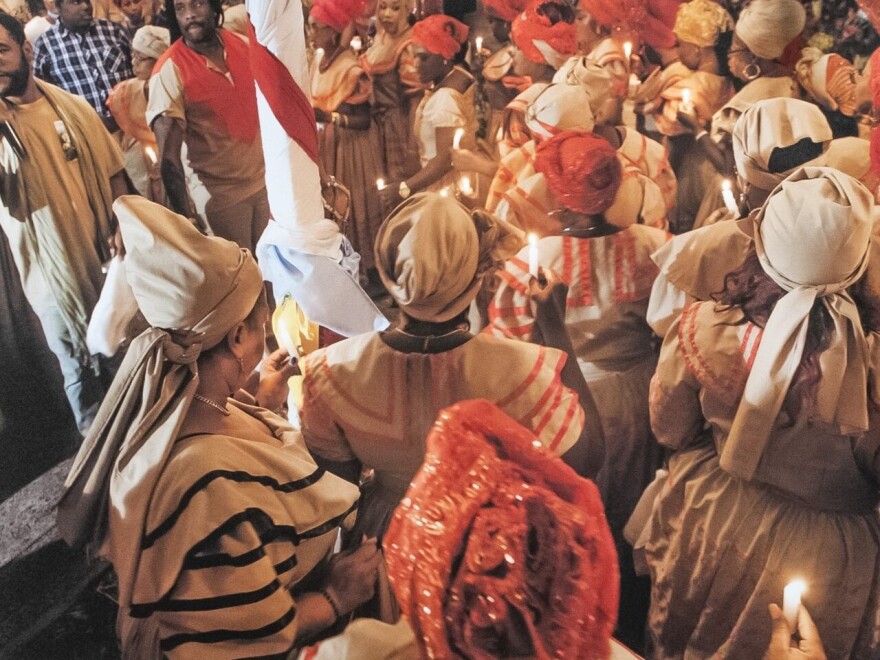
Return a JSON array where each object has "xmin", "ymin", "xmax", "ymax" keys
[{"xmin": 743, "ymin": 60, "xmax": 761, "ymax": 81}]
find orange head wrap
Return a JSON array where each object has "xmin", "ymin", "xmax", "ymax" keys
[
  {"xmin": 535, "ymin": 131, "xmax": 622, "ymax": 215},
  {"xmin": 578, "ymin": 0, "xmax": 681, "ymax": 49},
  {"xmin": 511, "ymin": 1, "xmax": 577, "ymax": 65},
  {"xmin": 310, "ymin": 0, "xmax": 366, "ymax": 32},
  {"xmin": 484, "ymin": 0, "xmax": 528, "ymax": 22},
  {"xmin": 385, "ymin": 399, "xmax": 619, "ymax": 659},
  {"xmin": 412, "ymin": 14, "xmax": 470, "ymax": 60}
]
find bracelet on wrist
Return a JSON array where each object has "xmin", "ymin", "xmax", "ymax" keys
[{"xmin": 321, "ymin": 588, "xmax": 342, "ymax": 620}]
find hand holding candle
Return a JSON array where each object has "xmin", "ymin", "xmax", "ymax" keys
[
  {"xmin": 528, "ymin": 233, "xmax": 539, "ymax": 279},
  {"xmin": 783, "ymin": 579, "xmax": 806, "ymax": 634}
]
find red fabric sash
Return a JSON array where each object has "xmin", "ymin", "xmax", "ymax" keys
[{"xmin": 247, "ymin": 22, "xmax": 319, "ymax": 165}]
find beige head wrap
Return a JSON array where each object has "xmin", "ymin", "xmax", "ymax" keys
[
  {"xmin": 733, "ymin": 98, "xmax": 832, "ymax": 192},
  {"xmin": 673, "ymin": 0, "xmax": 733, "ymax": 48},
  {"xmin": 796, "ymin": 47, "xmax": 858, "ymax": 116},
  {"xmin": 131, "ymin": 25, "xmax": 171, "ymax": 59},
  {"xmin": 734, "ymin": 0, "xmax": 806, "ymax": 61},
  {"xmin": 605, "ymin": 160, "xmax": 668, "ymax": 229},
  {"xmin": 525, "ymin": 83, "xmax": 596, "ymax": 140},
  {"xmin": 825, "ymin": 137, "xmax": 876, "ymax": 186},
  {"xmin": 552, "ymin": 57, "xmax": 614, "ymax": 111},
  {"xmin": 57, "ymin": 196, "xmax": 264, "ymax": 608},
  {"xmin": 721, "ymin": 167, "xmax": 874, "ymax": 480},
  {"xmin": 375, "ymin": 193, "xmax": 520, "ymax": 322}
]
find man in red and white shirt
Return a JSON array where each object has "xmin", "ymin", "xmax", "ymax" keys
[{"xmin": 147, "ymin": 0, "xmax": 268, "ymax": 253}]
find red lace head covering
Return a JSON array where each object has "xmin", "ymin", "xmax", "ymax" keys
[
  {"xmin": 535, "ymin": 131, "xmax": 622, "ymax": 215},
  {"xmin": 310, "ymin": 0, "xmax": 366, "ymax": 32},
  {"xmin": 385, "ymin": 399, "xmax": 619, "ymax": 659},
  {"xmin": 511, "ymin": 0, "xmax": 577, "ymax": 65},
  {"xmin": 578, "ymin": 0, "xmax": 681, "ymax": 49},
  {"xmin": 484, "ymin": 0, "xmax": 527, "ymax": 22},
  {"xmin": 870, "ymin": 48, "xmax": 880, "ymax": 175},
  {"xmin": 412, "ymin": 14, "xmax": 470, "ymax": 59}
]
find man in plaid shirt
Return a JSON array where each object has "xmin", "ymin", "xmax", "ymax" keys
[{"xmin": 33, "ymin": 0, "xmax": 134, "ymax": 131}]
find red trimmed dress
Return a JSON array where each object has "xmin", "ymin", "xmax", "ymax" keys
[
  {"xmin": 646, "ymin": 301, "xmax": 880, "ymax": 659},
  {"xmin": 299, "ymin": 332, "xmax": 585, "ymax": 537},
  {"xmin": 312, "ymin": 51, "xmax": 383, "ymax": 270},
  {"xmin": 488, "ymin": 226, "xmax": 670, "ymax": 545}
]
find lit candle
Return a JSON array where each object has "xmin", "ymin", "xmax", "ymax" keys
[
  {"xmin": 623, "ymin": 41, "xmax": 632, "ymax": 61},
  {"xmin": 439, "ymin": 187, "xmax": 450, "ymax": 197},
  {"xmin": 721, "ymin": 179, "xmax": 739, "ymax": 215},
  {"xmin": 144, "ymin": 145, "xmax": 157, "ymax": 165},
  {"xmin": 453, "ymin": 127, "xmax": 464, "ymax": 150},
  {"xmin": 783, "ymin": 580, "xmax": 806, "ymax": 634},
  {"xmin": 350, "ymin": 36, "xmax": 362, "ymax": 51},
  {"xmin": 315, "ymin": 47, "xmax": 325, "ymax": 67},
  {"xmin": 681, "ymin": 88, "xmax": 692, "ymax": 113},
  {"xmin": 458, "ymin": 175, "xmax": 474, "ymax": 196},
  {"xmin": 528, "ymin": 233, "xmax": 539, "ymax": 279},
  {"xmin": 376, "ymin": 177, "xmax": 386, "ymax": 191},
  {"xmin": 475, "ymin": 36, "xmax": 483, "ymax": 53}
]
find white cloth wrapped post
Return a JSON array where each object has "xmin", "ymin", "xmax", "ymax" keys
[{"xmin": 247, "ymin": 0, "xmax": 388, "ymax": 335}]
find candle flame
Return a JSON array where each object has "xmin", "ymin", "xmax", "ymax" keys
[
  {"xmin": 350, "ymin": 36, "xmax": 362, "ymax": 51},
  {"xmin": 475, "ymin": 36, "xmax": 483, "ymax": 52},
  {"xmin": 785, "ymin": 579, "xmax": 806, "ymax": 598},
  {"xmin": 528, "ymin": 233, "xmax": 538, "ymax": 247},
  {"xmin": 145, "ymin": 146, "xmax": 157, "ymax": 165},
  {"xmin": 681, "ymin": 88, "xmax": 691, "ymax": 107},
  {"xmin": 453, "ymin": 128, "xmax": 464, "ymax": 150},
  {"xmin": 376, "ymin": 177, "xmax": 386, "ymax": 191},
  {"xmin": 623, "ymin": 41, "xmax": 633, "ymax": 60},
  {"xmin": 722, "ymin": 179, "xmax": 732, "ymax": 192}
]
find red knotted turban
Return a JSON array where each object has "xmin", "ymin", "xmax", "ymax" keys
[
  {"xmin": 511, "ymin": 1, "xmax": 577, "ymax": 65},
  {"xmin": 385, "ymin": 400, "xmax": 619, "ymax": 659},
  {"xmin": 578, "ymin": 0, "xmax": 681, "ymax": 50},
  {"xmin": 535, "ymin": 131, "xmax": 622, "ymax": 216},
  {"xmin": 310, "ymin": 0, "xmax": 366, "ymax": 32},
  {"xmin": 412, "ymin": 14, "xmax": 470, "ymax": 60}
]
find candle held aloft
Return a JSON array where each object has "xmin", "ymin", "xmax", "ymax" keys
[
  {"xmin": 721, "ymin": 179, "xmax": 739, "ymax": 214},
  {"xmin": 376, "ymin": 177, "xmax": 386, "ymax": 191},
  {"xmin": 623, "ymin": 41, "xmax": 632, "ymax": 61},
  {"xmin": 475, "ymin": 36, "xmax": 483, "ymax": 53},
  {"xmin": 528, "ymin": 233, "xmax": 539, "ymax": 279},
  {"xmin": 783, "ymin": 580, "xmax": 806, "ymax": 634},
  {"xmin": 350, "ymin": 36, "xmax": 362, "ymax": 51},
  {"xmin": 453, "ymin": 127, "xmax": 464, "ymax": 150}
]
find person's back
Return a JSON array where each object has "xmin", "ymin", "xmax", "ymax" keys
[{"xmin": 645, "ymin": 168, "xmax": 880, "ymax": 659}]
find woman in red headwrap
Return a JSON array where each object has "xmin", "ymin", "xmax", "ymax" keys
[
  {"xmin": 379, "ymin": 13, "xmax": 479, "ymax": 206},
  {"xmin": 385, "ymin": 399, "xmax": 619, "ymax": 659},
  {"xmin": 487, "ymin": 131, "xmax": 671, "ymax": 652},
  {"xmin": 309, "ymin": 0, "xmax": 384, "ymax": 292},
  {"xmin": 360, "ymin": 0, "xmax": 422, "ymax": 186}
]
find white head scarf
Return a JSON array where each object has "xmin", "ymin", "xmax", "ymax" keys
[
  {"xmin": 131, "ymin": 25, "xmax": 171, "ymax": 60},
  {"xmin": 525, "ymin": 83, "xmax": 596, "ymax": 139},
  {"xmin": 732, "ymin": 98, "xmax": 832, "ymax": 191},
  {"xmin": 721, "ymin": 167, "xmax": 874, "ymax": 480},
  {"xmin": 552, "ymin": 57, "xmax": 614, "ymax": 111},
  {"xmin": 734, "ymin": 0, "xmax": 806, "ymax": 61}
]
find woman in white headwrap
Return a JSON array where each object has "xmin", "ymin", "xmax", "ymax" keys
[
  {"xmin": 647, "ymin": 98, "xmax": 835, "ymax": 338},
  {"xmin": 686, "ymin": 0, "xmax": 806, "ymax": 226},
  {"xmin": 57, "ymin": 197, "xmax": 381, "ymax": 658},
  {"xmin": 299, "ymin": 192, "xmax": 605, "ymax": 541},
  {"xmin": 487, "ymin": 131, "xmax": 670, "ymax": 650},
  {"xmin": 106, "ymin": 25, "xmax": 170, "ymax": 202},
  {"xmin": 645, "ymin": 168, "xmax": 880, "ymax": 658}
]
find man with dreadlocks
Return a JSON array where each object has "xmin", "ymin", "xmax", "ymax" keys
[{"xmin": 147, "ymin": 0, "xmax": 269, "ymax": 253}]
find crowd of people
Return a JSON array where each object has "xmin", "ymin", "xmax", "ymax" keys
[{"xmin": 1, "ymin": 0, "xmax": 880, "ymax": 657}]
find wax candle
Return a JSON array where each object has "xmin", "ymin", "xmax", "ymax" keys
[
  {"xmin": 315, "ymin": 47, "xmax": 325, "ymax": 66},
  {"xmin": 376, "ymin": 177, "xmax": 386, "ymax": 191},
  {"xmin": 453, "ymin": 127, "xmax": 464, "ymax": 150},
  {"xmin": 783, "ymin": 580, "xmax": 806, "ymax": 633},
  {"xmin": 681, "ymin": 88, "xmax": 692, "ymax": 113},
  {"xmin": 528, "ymin": 233, "xmax": 539, "ymax": 279},
  {"xmin": 350, "ymin": 36, "xmax": 362, "ymax": 52},
  {"xmin": 475, "ymin": 36, "xmax": 483, "ymax": 53},
  {"xmin": 721, "ymin": 179, "xmax": 739, "ymax": 214},
  {"xmin": 144, "ymin": 146, "xmax": 157, "ymax": 165},
  {"xmin": 623, "ymin": 41, "xmax": 632, "ymax": 61},
  {"xmin": 458, "ymin": 175, "xmax": 474, "ymax": 196}
]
